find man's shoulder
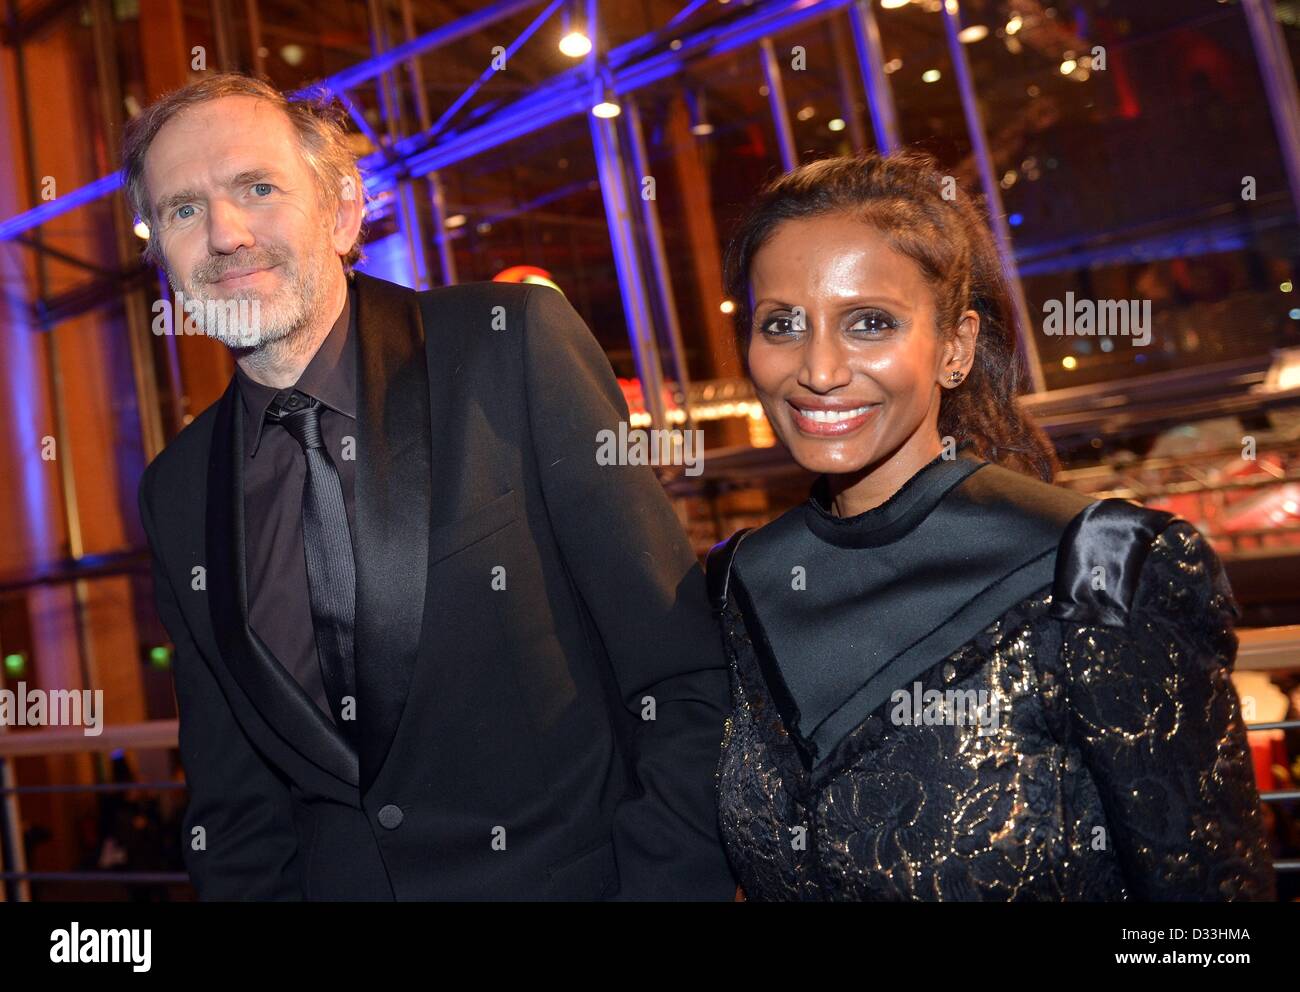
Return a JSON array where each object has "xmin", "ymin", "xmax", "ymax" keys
[
  {"xmin": 413, "ymin": 278, "xmax": 531, "ymax": 308},
  {"xmin": 414, "ymin": 278, "xmax": 540, "ymax": 332}
]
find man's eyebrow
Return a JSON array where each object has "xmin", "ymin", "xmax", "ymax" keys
[{"xmin": 153, "ymin": 168, "xmax": 279, "ymax": 217}]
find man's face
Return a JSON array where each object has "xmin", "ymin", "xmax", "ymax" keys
[{"xmin": 144, "ymin": 95, "xmax": 346, "ymax": 347}]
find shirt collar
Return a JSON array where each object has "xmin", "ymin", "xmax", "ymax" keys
[{"xmin": 237, "ymin": 279, "xmax": 357, "ymax": 458}]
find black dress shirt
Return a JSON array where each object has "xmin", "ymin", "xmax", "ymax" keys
[{"xmin": 236, "ymin": 281, "xmax": 357, "ymax": 724}]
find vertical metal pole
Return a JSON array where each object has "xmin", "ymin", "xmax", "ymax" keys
[
  {"xmin": 624, "ymin": 95, "xmax": 694, "ymax": 429},
  {"xmin": 0, "ymin": 757, "xmax": 5, "ymax": 901},
  {"xmin": 400, "ymin": 0, "xmax": 453, "ymax": 285},
  {"xmin": 0, "ymin": 626, "xmax": 15, "ymax": 900},
  {"xmin": 850, "ymin": 0, "xmax": 902, "ymax": 153},
  {"xmin": 941, "ymin": 0, "xmax": 1045, "ymax": 393},
  {"xmin": 583, "ymin": 0, "xmax": 665, "ymax": 430},
  {"xmin": 830, "ymin": 12, "xmax": 869, "ymax": 154},
  {"xmin": 0, "ymin": 757, "xmax": 30, "ymax": 901},
  {"xmin": 158, "ymin": 267, "xmax": 186, "ymax": 434},
  {"xmin": 208, "ymin": 0, "xmax": 235, "ymax": 70},
  {"xmin": 3, "ymin": 3, "xmax": 84, "ymax": 890},
  {"xmin": 91, "ymin": 0, "xmax": 165, "ymax": 458},
  {"xmin": 399, "ymin": 0, "xmax": 430, "ymax": 130},
  {"xmin": 396, "ymin": 183, "xmax": 430, "ymax": 289},
  {"xmin": 428, "ymin": 173, "xmax": 457, "ymax": 285},
  {"xmin": 368, "ymin": 0, "xmax": 428, "ymax": 288},
  {"xmin": 0, "ymin": 632, "xmax": 27, "ymax": 900},
  {"xmin": 367, "ymin": 0, "xmax": 402, "ymax": 135},
  {"xmin": 1242, "ymin": 0, "xmax": 1300, "ymax": 224},
  {"xmin": 590, "ymin": 112, "xmax": 669, "ymax": 430},
  {"xmin": 760, "ymin": 37, "xmax": 798, "ymax": 171},
  {"xmin": 245, "ymin": 0, "xmax": 266, "ymax": 77}
]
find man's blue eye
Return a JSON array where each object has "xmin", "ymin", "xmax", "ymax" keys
[
  {"xmin": 176, "ymin": 205, "xmax": 195, "ymax": 219},
  {"xmin": 252, "ymin": 183, "xmax": 273, "ymax": 196}
]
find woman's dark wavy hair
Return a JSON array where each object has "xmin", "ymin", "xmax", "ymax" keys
[{"xmin": 722, "ymin": 150, "xmax": 1057, "ymax": 482}]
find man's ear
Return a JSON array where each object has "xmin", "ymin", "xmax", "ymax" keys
[
  {"xmin": 331, "ymin": 175, "xmax": 364, "ymax": 258},
  {"xmin": 940, "ymin": 309, "xmax": 980, "ymax": 384}
]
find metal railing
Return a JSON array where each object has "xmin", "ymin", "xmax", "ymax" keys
[{"xmin": 1, "ymin": 625, "xmax": 1298, "ymax": 900}]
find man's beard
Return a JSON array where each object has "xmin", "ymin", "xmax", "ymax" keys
[{"xmin": 167, "ymin": 238, "xmax": 328, "ymax": 350}]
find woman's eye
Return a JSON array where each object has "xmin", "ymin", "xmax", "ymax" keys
[
  {"xmin": 759, "ymin": 314, "xmax": 799, "ymax": 337},
  {"xmin": 252, "ymin": 183, "xmax": 273, "ymax": 196},
  {"xmin": 848, "ymin": 310, "xmax": 897, "ymax": 336}
]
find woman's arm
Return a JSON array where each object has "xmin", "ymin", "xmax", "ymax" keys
[{"xmin": 1060, "ymin": 519, "xmax": 1275, "ymax": 901}]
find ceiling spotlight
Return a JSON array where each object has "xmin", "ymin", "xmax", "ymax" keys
[
  {"xmin": 922, "ymin": 68, "xmax": 941, "ymax": 83},
  {"xmin": 559, "ymin": 30, "xmax": 592, "ymax": 58},
  {"xmin": 958, "ymin": 24, "xmax": 988, "ymax": 43}
]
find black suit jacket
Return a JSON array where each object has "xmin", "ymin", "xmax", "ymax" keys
[{"xmin": 137, "ymin": 272, "xmax": 737, "ymax": 900}]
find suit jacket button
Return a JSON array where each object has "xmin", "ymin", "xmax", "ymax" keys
[{"xmin": 377, "ymin": 804, "xmax": 404, "ymax": 829}]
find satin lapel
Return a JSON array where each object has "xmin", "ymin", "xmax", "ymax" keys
[
  {"xmin": 351, "ymin": 272, "xmax": 434, "ymax": 794},
  {"xmin": 205, "ymin": 377, "xmax": 360, "ymax": 787}
]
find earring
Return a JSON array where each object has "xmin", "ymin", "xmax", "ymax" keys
[{"xmin": 948, "ymin": 370, "xmax": 964, "ymax": 385}]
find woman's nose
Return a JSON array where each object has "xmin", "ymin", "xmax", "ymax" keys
[{"xmin": 799, "ymin": 327, "xmax": 853, "ymax": 392}]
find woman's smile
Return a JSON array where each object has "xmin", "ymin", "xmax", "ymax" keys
[{"xmin": 786, "ymin": 399, "xmax": 881, "ymax": 437}]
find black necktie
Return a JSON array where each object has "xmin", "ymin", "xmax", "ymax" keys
[{"xmin": 269, "ymin": 392, "xmax": 358, "ymax": 746}]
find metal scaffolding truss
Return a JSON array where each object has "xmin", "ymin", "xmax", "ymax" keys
[{"xmin": 5, "ymin": 0, "xmax": 1300, "ymax": 420}]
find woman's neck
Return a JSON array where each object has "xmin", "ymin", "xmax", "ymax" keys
[{"xmin": 825, "ymin": 430, "xmax": 945, "ymax": 518}]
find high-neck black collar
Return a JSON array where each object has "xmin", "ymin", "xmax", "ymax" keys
[
  {"xmin": 804, "ymin": 443, "xmax": 987, "ymax": 549},
  {"xmin": 729, "ymin": 449, "xmax": 1098, "ymax": 775}
]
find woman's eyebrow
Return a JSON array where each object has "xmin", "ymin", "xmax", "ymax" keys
[{"xmin": 754, "ymin": 296, "xmax": 913, "ymax": 311}]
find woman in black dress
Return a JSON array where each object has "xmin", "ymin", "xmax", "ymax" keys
[{"xmin": 709, "ymin": 151, "xmax": 1275, "ymax": 901}]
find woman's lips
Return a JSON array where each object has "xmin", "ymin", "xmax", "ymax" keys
[{"xmin": 787, "ymin": 400, "xmax": 879, "ymax": 437}]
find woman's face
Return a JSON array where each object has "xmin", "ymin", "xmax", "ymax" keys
[{"xmin": 745, "ymin": 213, "xmax": 969, "ymax": 481}]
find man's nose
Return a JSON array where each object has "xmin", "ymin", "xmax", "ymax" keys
[{"xmin": 206, "ymin": 199, "xmax": 255, "ymax": 255}]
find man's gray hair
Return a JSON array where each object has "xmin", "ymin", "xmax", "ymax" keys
[{"xmin": 121, "ymin": 72, "xmax": 368, "ymax": 272}]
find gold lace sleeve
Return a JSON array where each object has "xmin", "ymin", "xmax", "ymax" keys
[{"xmin": 1060, "ymin": 521, "xmax": 1275, "ymax": 901}]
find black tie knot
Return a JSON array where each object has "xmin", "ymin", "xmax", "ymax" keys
[{"xmin": 270, "ymin": 393, "xmax": 324, "ymax": 451}]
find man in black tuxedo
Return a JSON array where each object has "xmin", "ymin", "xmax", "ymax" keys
[{"xmin": 127, "ymin": 73, "xmax": 736, "ymax": 899}]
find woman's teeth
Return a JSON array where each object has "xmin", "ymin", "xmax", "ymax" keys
[{"xmin": 797, "ymin": 406, "xmax": 871, "ymax": 423}]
